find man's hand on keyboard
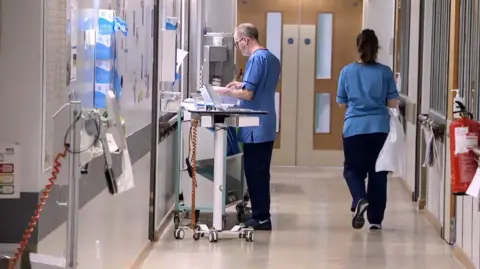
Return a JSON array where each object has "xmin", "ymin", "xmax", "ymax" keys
[{"xmin": 226, "ymin": 81, "xmax": 243, "ymax": 89}]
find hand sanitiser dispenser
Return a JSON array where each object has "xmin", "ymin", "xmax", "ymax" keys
[{"xmin": 452, "ymin": 89, "xmax": 464, "ymax": 119}]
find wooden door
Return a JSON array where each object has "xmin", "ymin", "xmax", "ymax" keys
[
  {"xmin": 237, "ymin": 0, "xmax": 363, "ymax": 167},
  {"xmin": 296, "ymin": 0, "xmax": 363, "ymax": 166},
  {"xmin": 237, "ymin": 0, "xmax": 300, "ymax": 166}
]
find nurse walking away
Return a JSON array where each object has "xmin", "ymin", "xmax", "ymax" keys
[
  {"xmin": 336, "ymin": 29, "xmax": 399, "ymax": 230},
  {"xmin": 223, "ymin": 23, "xmax": 281, "ymax": 231}
]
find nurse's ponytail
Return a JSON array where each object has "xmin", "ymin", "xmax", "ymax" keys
[{"xmin": 356, "ymin": 29, "xmax": 379, "ymax": 64}]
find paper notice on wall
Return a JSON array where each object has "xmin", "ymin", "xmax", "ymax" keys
[
  {"xmin": 467, "ymin": 168, "xmax": 480, "ymax": 198},
  {"xmin": 176, "ymin": 49, "xmax": 188, "ymax": 72}
]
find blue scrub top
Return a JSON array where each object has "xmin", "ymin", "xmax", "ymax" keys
[
  {"xmin": 336, "ymin": 62, "xmax": 399, "ymax": 138},
  {"xmin": 238, "ymin": 49, "xmax": 281, "ymax": 144}
]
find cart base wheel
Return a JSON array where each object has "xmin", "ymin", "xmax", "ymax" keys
[
  {"xmin": 193, "ymin": 232, "xmax": 201, "ymax": 241},
  {"xmin": 239, "ymin": 231, "xmax": 245, "ymax": 238},
  {"xmin": 174, "ymin": 228, "xmax": 185, "ymax": 240},
  {"xmin": 245, "ymin": 231, "xmax": 254, "ymax": 242},
  {"xmin": 208, "ymin": 231, "xmax": 218, "ymax": 243}
]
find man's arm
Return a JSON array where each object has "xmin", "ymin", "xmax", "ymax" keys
[
  {"xmin": 228, "ymin": 88, "xmax": 254, "ymax": 100},
  {"xmin": 228, "ymin": 57, "xmax": 265, "ymax": 101}
]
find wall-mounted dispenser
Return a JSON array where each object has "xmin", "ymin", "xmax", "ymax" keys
[{"xmin": 202, "ymin": 32, "xmax": 235, "ymax": 86}]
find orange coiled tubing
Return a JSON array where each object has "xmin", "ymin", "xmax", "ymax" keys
[
  {"xmin": 9, "ymin": 146, "xmax": 68, "ymax": 269},
  {"xmin": 188, "ymin": 119, "xmax": 199, "ymax": 228}
]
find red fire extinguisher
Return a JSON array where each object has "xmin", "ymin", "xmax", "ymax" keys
[{"xmin": 450, "ymin": 101, "xmax": 480, "ymax": 194}]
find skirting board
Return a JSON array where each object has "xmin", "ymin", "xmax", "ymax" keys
[
  {"xmin": 397, "ymin": 177, "xmax": 443, "ymax": 235},
  {"xmin": 452, "ymin": 245, "xmax": 476, "ymax": 269},
  {"xmin": 397, "ymin": 177, "xmax": 413, "ymax": 199},
  {"xmin": 129, "ymin": 203, "xmax": 177, "ymax": 269},
  {"xmin": 396, "ymin": 176, "xmax": 427, "ymax": 210},
  {"xmin": 421, "ymin": 207, "xmax": 474, "ymax": 268},
  {"xmin": 422, "ymin": 207, "xmax": 442, "ymax": 235}
]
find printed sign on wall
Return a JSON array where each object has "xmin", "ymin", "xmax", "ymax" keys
[{"xmin": 0, "ymin": 144, "xmax": 20, "ymax": 199}]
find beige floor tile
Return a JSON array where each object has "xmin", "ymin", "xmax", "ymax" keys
[{"xmin": 142, "ymin": 167, "xmax": 461, "ymax": 269}]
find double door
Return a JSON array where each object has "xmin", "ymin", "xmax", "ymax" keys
[{"xmin": 237, "ymin": 0, "xmax": 364, "ymax": 166}]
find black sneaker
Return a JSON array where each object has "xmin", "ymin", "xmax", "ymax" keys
[
  {"xmin": 369, "ymin": 224, "xmax": 382, "ymax": 230},
  {"xmin": 243, "ymin": 218, "xmax": 272, "ymax": 231},
  {"xmin": 352, "ymin": 199, "xmax": 369, "ymax": 229}
]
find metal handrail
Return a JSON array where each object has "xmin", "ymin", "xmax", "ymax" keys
[{"xmin": 417, "ymin": 114, "xmax": 446, "ymax": 139}]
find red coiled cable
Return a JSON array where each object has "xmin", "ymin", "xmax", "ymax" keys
[{"xmin": 9, "ymin": 146, "xmax": 68, "ymax": 269}]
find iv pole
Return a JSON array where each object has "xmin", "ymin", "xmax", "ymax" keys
[
  {"xmin": 24, "ymin": 101, "xmax": 82, "ymax": 269},
  {"xmin": 65, "ymin": 102, "xmax": 81, "ymax": 269}
]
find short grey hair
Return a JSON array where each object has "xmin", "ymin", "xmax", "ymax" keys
[{"xmin": 236, "ymin": 23, "xmax": 259, "ymax": 40}]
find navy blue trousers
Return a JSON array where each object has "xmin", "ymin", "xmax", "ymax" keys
[
  {"xmin": 243, "ymin": 141, "xmax": 274, "ymax": 221},
  {"xmin": 343, "ymin": 133, "xmax": 388, "ymax": 225}
]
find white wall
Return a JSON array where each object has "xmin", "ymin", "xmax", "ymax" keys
[
  {"xmin": 205, "ymin": 0, "xmax": 236, "ymax": 32},
  {"xmin": 0, "ymin": 0, "xmax": 47, "ymax": 192},
  {"xmin": 362, "ymin": 0, "xmax": 395, "ymax": 68}
]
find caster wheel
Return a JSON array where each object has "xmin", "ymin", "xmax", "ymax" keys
[
  {"xmin": 228, "ymin": 194, "xmax": 238, "ymax": 204},
  {"xmin": 236, "ymin": 202, "xmax": 245, "ymax": 212},
  {"xmin": 193, "ymin": 232, "xmax": 201, "ymax": 241},
  {"xmin": 174, "ymin": 229, "xmax": 185, "ymax": 240},
  {"xmin": 208, "ymin": 231, "xmax": 218, "ymax": 243},
  {"xmin": 193, "ymin": 226, "xmax": 201, "ymax": 241},
  {"xmin": 222, "ymin": 217, "xmax": 227, "ymax": 230},
  {"xmin": 245, "ymin": 231, "xmax": 254, "ymax": 242},
  {"xmin": 237, "ymin": 211, "xmax": 250, "ymax": 223},
  {"xmin": 238, "ymin": 231, "xmax": 245, "ymax": 238},
  {"xmin": 173, "ymin": 214, "xmax": 180, "ymax": 228}
]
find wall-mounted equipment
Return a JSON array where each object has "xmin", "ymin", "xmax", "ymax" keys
[{"xmin": 202, "ymin": 32, "xmax": 234, "ymax": 86}]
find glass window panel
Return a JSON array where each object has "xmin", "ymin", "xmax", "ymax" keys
[
  {"xmin": 275, "ymin": 92, "xmax": 280, "ymax": 132},
  {"xmin": 315, "ymin": 93, "xmax": 331, "ymax": 133},
  {"xmin": 266, "ymin": 12, "xmax": 282, "ymax": 61},
  {"xmin": 316, "ymin": 13, "xmax": 333, "ymax": 79}
]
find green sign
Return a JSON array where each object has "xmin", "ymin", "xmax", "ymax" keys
[{"xmin": 0, "ymin": 185, "xmax": 14, "ymax": 195}]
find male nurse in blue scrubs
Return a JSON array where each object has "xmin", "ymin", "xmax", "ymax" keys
[{"xmin": 225, "ymin": 23, "xmax": 281, "ymax": 231}]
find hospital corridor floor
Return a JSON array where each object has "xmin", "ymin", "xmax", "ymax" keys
[{"xmin": 141, "ymin": 167, "xmax": 461, "ymax": 269}]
